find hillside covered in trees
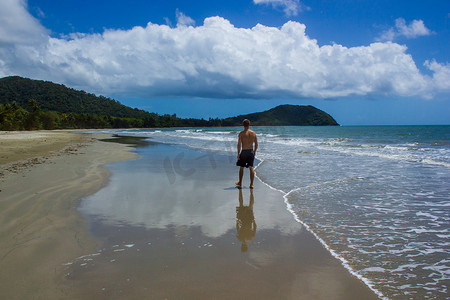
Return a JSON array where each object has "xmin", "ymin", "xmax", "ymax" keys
[
  {"xmin": 0, "ymin": 76, "xmax": 213, "ymax": 130},
  {"xmin": 221, "ymin": 104, "xmax": 338, "ymax": 126},
  {"xmin": 0, "ymin": 76, "xmax": 339, "ymax": 130},
  {"xmin": 0, "ymin": 76, "xmax": 150, "ymax": 118}
]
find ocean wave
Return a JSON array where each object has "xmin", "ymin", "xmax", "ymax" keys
[
  {"xmin": 97, "ymin": 128, "xmax": 449, "ymax": 168},
  {"xmin": 315, "ymin": 144, "xmax": 450, "ymax": 167}
]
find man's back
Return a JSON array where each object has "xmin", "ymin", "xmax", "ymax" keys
[{"xmin": 239, "ymin": 129, "xmax": 257, "ymax": 150}]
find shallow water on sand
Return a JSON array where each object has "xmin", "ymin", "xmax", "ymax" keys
[
  {"xmin": 90, "ymin": 126, "xmax": 450, "ymax": 299},
  {"xmin": 66, "ymin": 141, "xmax": 377, "ymax": 299}
]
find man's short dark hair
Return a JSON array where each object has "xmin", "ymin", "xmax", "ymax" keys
[{"xmin": 243, "ymin": 119, "xmax": 250, "ymax": 127}]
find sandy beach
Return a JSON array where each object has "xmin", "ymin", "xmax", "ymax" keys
[
  {"xmin": 69, "ymin": 139, "xmax": 378, "ymax": 299},
  {"xmin": 0, "ymin": 131, "xmax": 137, "ymax": 299},
  {"xmin": 0, "ymin": 131, "xmax": 379, "ymax": 299}
]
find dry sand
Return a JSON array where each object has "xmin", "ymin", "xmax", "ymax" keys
[
  {"xmin": 0, "ymin": 130, "xmax": 88, "ymax": 165},
  {"xmin": 0, "ymin": 131, "xmax": 137, "ymax": 300}
]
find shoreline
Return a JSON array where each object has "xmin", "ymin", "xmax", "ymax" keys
[
  {"xmin": 256, "ymin": 172, "xmax": 386, "ymax": 299},
  {"xmin": 67, "ymin": 140, "xmax": 379, "ymax": 299},
  {"xmin": 253, "ymin": 158, "xmax": 385, "ymax": 299},
  {"xmin": 0, "ymin": 131, "xmax": 138, "ymax": 299},
  {"xmin": 0, "ymin": 130, "xmax": 380, "ymax": 299}
]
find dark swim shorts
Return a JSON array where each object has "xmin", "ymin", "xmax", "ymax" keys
[{"xmin": 236, "ymin": 149, "xmax": 255, "ymax": 168}]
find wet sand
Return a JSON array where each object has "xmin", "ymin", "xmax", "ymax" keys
[
  {"xmin": 67, "ymin": 141, "xmax": 380, "ymax": 299},
  {"xmin": 0, "ymin": 131, "xmax": 137, "ymax": 300}
]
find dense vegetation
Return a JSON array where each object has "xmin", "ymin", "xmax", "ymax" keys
[
  {"xmin": 0, "ymin": 76, "xmax": 217, "ymax": 130},
  {"xmin": 0, "ymin": 76, "xmax": 338, "ymax": 130},
  {"xmin": 0, "ymin": 76, "xmax": 150, "ymax": 118},
  {"xmin": 221, "ymin": 104, "xmax": 339, "ymax": 126},
  {"xmin": 0, "ymin": 100, "xmax": 217, "ymax": 130}
]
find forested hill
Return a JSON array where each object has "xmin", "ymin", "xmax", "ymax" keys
[
  {"xmin": 0, "ymin": 76, "xmax": 339, "ymax": 130},
  {"xmin": 221, "ymin": 105, "xmax": 339, "ymax": 126},
  {"xmin": 0, "ymin": 76, "xmax": 149, "ymax": 118},
  {"xmin": 0, "ymin": 76, "xmax": 210, "ymax": 129}
]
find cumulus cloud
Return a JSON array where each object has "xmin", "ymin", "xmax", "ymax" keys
[
  {"xmin": 253, "ymin": 0, "xmax": 301, "ymax": 17},
  {"xmin": 424, "ymin": 60, "xmax": 450, "ymax": 92},
  {"xmin": 1, "ymin": 0, "xmax": 449, "ymax": 100},
  {"xmin": 164, "ymin": 10, "xmax": 195, "ymax": 29},
  {"xmin": 0, "ymin": 0, "xmax": 49, "ymax": 78},
  {"xmin": 395, "ymin": 18, "xmax": 431, "ymax": 38},
  {"xmin": 0, "ymin": 0, "xmax": 48, "ymax": 45},
  {"xmin": 176, "ymin": 9, "xmax": 195, "ymax": 27},
  {"xmin": 377, "ymin": 18, "xmax": 432, "ymax": 41}
]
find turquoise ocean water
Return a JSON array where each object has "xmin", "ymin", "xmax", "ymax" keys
[{"xmin": 94, "ymin": 125, "xmax": 449, "ymax": 299}]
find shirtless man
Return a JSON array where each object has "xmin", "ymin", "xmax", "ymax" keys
[{"xmin": 235, "ymin": 119, "xmax": 258, "ymax": 189}]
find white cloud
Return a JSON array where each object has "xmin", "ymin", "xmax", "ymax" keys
[
  {"xmin": 377, "ymin": 28, "xmax": 395, "ymax": 42},
  {"xmin": 1, "ymin": 0, "xmax": 449, "ymax": 100},
  {"xmin": 176, "ymin": 9, "xmax": 195, "ymax": 27},
  {"xmin": 395, "ymin": 18, "xmax": 431, "ymax": 38},
  {"xmin": 424, "ymin": 60, "xmax": 450, "ymax": 92},
  {"xmin": 0, "ymin": 0, "xmax": 49, "ymax": 78},
  {"xmin": 253, "ymin": 0, "xmax": 301, "ymax": 17},
  {"xmin": 0, "ymin": 0, "xmax": 48, "ymax": 45},
  {"xmin": 377, "ymin": 18, "xmax": 432, "ymax": 41}
]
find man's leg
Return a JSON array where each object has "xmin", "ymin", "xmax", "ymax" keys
[
  {"xmin": 249, "ymin": 166, "xmax": 254, "ymax": 189},
  {"xmin": 236, "ymin": 167, "xmax": 244, "ymax": 188}
]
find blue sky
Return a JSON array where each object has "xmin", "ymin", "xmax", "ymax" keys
[{"xmin": 1, "ymin": 0, "xmax": 449, "ymax": 125}]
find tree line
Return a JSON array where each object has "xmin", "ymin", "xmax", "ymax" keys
[
  {"xmin": 0, "ymin": 101, "xmax": 338, "ymax": 131},
  {"xmin": 0, "ymin": 100, "xmax": 223, "ymax": 130},
  {"xmin": 0, "ymin": 76, "xmax": 226, "ymax": 130}
]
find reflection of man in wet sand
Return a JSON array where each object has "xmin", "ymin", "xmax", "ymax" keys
[
  {"xmin": 235, "ymin": 119, "xmax": 258, "ymax": 189},
  {"xmin": 236, "ymin": 189, "xmax": 256, "ymax": 253}
]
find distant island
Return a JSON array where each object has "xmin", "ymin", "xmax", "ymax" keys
[
  {"xmin": 0, "ymin": 76, "xmax": 338, "ymax": 130},
  {"xmin": 221, "ymin": 104, "xmax": 338, "ymax": 126}
]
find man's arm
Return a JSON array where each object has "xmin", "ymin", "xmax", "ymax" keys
[
  {"xmin": 237, "ymin": 133, "xmax": 242, "ymax": 159},
  {"xmin": 253, "ymin": 133, "xmax": 258, "ymax": 154}
]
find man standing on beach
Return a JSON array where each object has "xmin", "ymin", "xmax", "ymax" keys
[{"xmin": 236, "ymin": 119, "xmax": 258, "ymax": 189}]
